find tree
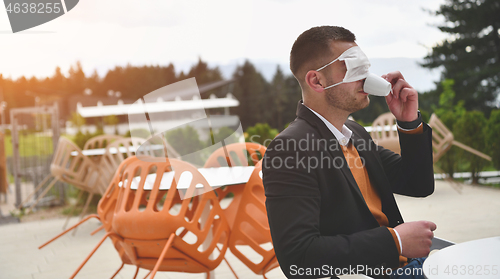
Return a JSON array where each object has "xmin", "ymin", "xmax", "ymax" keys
[
  {"xmin": 231, "ymin": 60, "xmax": 269, "ymax": 129},
  {"xmin": 186, "ymin": 58, "xmax": 223, "ymax": 86},
  {"xmin": 100, "ymin": 64, "xmax": 178, "ymax": 100},
  {"xmin": 267, "ymin": 66, "xmax": 287, "ymax": 129},
  {"xmin": 67, "ymin": 61, "xmax": 86, "ymax": 96},
  {"xmin": 422, "ymin": 0, "xmax": 500, "ymax": 112},
  {"xmin": 281, "ymin": 75, "xmax": 303, "ymax": 130}
]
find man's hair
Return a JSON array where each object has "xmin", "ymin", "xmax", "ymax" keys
[{"xmin": 290, "ymin": 26, "xmax": 356, "ymax": 79}]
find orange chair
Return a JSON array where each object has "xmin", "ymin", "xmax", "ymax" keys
[
  {"xmin": 204, "ymin": 142, "xmax": 267, "ymax": 227},
  {"xmin": 228, "ymin": 160, "xmax": 279, "ymax": 278},
  {"xmin": 110, "ymin": 157, "xmax": 234, "ymax": 278},
  {"xmin": 428, "ymin": 113, "xmax": 491, "ymax": 163},
  {"xmin": 99, "ymin": 137, "xmax": 156, "ymax": 192},
  {"xmin": 370, "ymin": 112, "xmax": 401, "ymax": 154}
]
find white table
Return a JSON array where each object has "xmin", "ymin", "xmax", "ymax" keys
[
  {"xmin": 423, "ymin": 236, "xmax": 500, "ymax": 279},
  {"xmin": 74, "ymin": 144, "xmax": 165, "ymax": 156},
  {"xmin": 125, "ymin": 166, "xmax": 256, "ymax": 189}
]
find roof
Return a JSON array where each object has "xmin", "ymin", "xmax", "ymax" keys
[{"xmin": 77, "ymin": 93, "xmax": 239, "ymax": 118}]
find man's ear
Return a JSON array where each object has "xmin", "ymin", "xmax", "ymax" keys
[{"xmin": 305, "ymin": 70, "xmax": 325, "ymax": 93}]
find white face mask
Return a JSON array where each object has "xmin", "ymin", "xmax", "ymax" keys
[{"xmin": 316, "ymin": 46, "xmax": 370, "ymax": 90}]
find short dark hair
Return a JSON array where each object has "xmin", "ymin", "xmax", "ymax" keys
[{"xmin": 290, "ymin": 26, "xmax": 356, "ymax": 79}]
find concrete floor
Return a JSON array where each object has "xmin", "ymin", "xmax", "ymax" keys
[{"xmin": 1, "ymin": 180, "xmax": 499, "ymax": 279}]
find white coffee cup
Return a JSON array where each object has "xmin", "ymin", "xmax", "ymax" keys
[{"xmin": 364, "ymin": 72, "xmax": 391, "ymax": 97}]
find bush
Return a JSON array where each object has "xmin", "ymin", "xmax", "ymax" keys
[
  {"xmin": 485, "ymin": 109, "xmax": 500, "ymax": 170},
  {"xmin": 125, "ymin": 128, "xmax": 152, "ymax": 139},
  {"xmin": 73, "ymin": 130, "xmax": 104, "ymax": 149},
  {"xmin": 454, "ymin": 111, "xmax": 488, "ymax": 184},
  {"xmin": 245, "ymin": 123, "xmax": 278, "ymax": 147},
  {"xmin": 433, "ymin": 79, "xmax": 465, "ymax": 177},
  {"xmin": 165, "ymin": 125, "xmax": 206, "ymax": 165},
  {"xmin": 209, "ymin": 126, "xmax": 240, "ymax": 145}
]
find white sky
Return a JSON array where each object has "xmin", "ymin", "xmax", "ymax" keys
[{"xmin": 0, "ymin": 0, "xmax": 448, "ymax": 80}]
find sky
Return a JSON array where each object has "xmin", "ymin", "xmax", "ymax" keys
[{"xmin": 0, "ymin": 0, "xmax": 449, "ymax": 88}]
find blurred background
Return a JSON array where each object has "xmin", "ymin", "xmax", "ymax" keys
[{"xmin": 0, "ymin": 0, "xmax": 499, "ymax": 217}]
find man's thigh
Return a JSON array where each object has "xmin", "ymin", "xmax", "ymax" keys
[{"xmin": 389, "ymin": 258, "xmax": 426, "ymax": 279}]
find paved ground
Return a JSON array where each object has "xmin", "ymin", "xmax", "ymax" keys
[{"xmin": 0, "ymin": 180, "xmax": 499, "ymax": 279}]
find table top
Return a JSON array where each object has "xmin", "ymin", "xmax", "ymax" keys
[
  {"xmin": 423, "ymin": 236, "xmax": 500, "ymax": 279},
  {"xmin": 74, "ymin": 144, "xmax": 165, "ymax": 156},
  {"xmin": 121, "ymin": 166, "xmax": 257, "ymax": 191}
]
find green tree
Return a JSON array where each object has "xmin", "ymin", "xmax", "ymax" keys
[
  {"xmin": 432, "ymin": 79, "xmax": 465, "ymax": 177},
  {"xmin": 100, "ymin": 64, "xmax": 178, "ymax": 100},
  {"xmin": 281, "ymin": 75, "xmax": 303, "ymax": 129},
  {"xmin": 165, "ymin": 125, "xmax": 205, "ymax": 165},
  {"xmin": 231, "ymin": 60, "xmax": 269, "ymax": 129},
  {"xmin": 422, "ymin": 0, "xmax": 500, "ymax": 112},
  {"xmin": 485, "ymin": 109, "xmax": 500, "ymax": 169},
  {"xmin": 267, "ymin": 66, "xmax": 287, "ymax": 129},
  {"xmin": 67, "ymin": 61, "xmax": 86, "ymax": 95},
  {"xmin": 434, "ymin": 79, "xmax": 466, "ymax": 122},
  {"xmin": 245, "ymin": 123, "xmax": 278, "ymax": 147},
  {"xmin": 454, "ymin": 111, "xmax": 488, "ymax": 184},
  {"xmin": 433, "ymin": 79, "xmax": 465, "ymax": 177},
  {"xmin": 186, "ymin": 58, "xmax": 223, "ymax": 86}
]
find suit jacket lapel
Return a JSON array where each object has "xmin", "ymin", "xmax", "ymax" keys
[
  {"xmin": 296, "ymin": 101, "xmax": 364, "ymax": 201},
  {"xmin": 351, "ymin": 130, "xmax": 395, "ymax": 200},
  {"xmin": 351, "ymin": 128, "xmax": 402, "ymax": 226}
]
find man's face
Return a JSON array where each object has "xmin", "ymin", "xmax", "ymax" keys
[{"xmin": 321, "ymin": 41, "xmax": 370, "ymax": 114}]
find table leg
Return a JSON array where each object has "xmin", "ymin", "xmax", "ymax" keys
[{"xmin": 200, "ymin": 196, "xmax": 215, "ymax": 279}]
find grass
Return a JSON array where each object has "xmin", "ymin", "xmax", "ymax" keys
[{"xmin": 3, "ymin": 133, "xmax": 54, "ymax": 157}]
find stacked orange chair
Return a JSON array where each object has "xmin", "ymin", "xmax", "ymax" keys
[
  {"xmin": 18, "ymin": 137, "xmax": 107, "ymax": 219},
  {"xmin": 83, "ymin": 134, "xmax": 123, "ymax": 163},
  {"xmin": 83, "ymin": 134, "xmax": 123, "ymax": 150},
  {"xmin": 228, "ymin": 160, "xmax": 279, "ymax": 278},
  {"xmin": 98, "ymin": 137, "xmax": 157, "ymax": 192},
  {"xmin": 40, "ymin": 156, "xmax": 235, "ymax": 278},
  {"xmin": 203, "ymin": 142, "xmax": 266, "ymax": 228},
  {"xmin": 204, "ymin": 143, "xmax": 279, "ymax": 277},
  {"xmin": 110, "ymin": 157, "xmax": 233, "ymax": 278},
  {"xmin": 39, "ymin": 156, "xmax": 138, "ymax": 278}
]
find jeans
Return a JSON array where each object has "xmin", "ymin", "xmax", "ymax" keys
[{"xmin": 389, "ymin": 257, "xmax": 426, "ymax": 279}]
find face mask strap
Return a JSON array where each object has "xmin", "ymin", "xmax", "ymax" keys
[
  {"xmin": 316, "ymin": 57, "xmax": 339, "ymax": 72},
  {"xmin": 324, "ymin": 81, "xmax": 343, "ymax": 90}
]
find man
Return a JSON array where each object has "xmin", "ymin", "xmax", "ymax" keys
[{"xmin": 262, "ymin": 26, "xmax": 436, "ymax": 279}]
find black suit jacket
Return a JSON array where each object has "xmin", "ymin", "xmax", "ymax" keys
[{"xmin": 262, "ymin": 101, "xmax": 434, "ymax": 278}]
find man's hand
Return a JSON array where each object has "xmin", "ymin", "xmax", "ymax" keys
[
  {"xmin": 394, "ymin": 220, "xmax": 437, "ymax": 258},
  {"xmin": 382, "ymin": 71, "xmax": 419, "ymax": 122}
]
